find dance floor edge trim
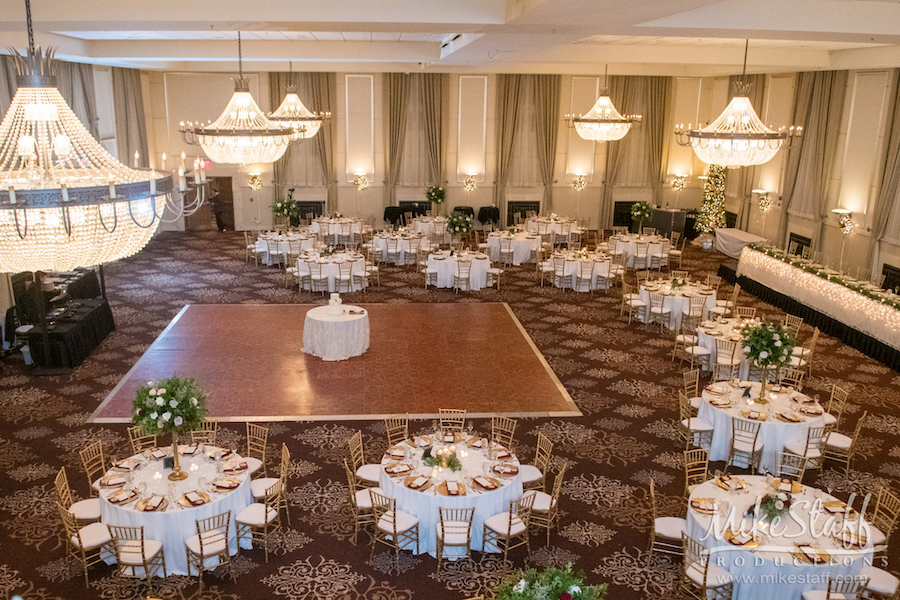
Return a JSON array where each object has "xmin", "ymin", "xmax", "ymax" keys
[{"xmin": 89, "ymin": 303, "xmax": 581, "ymax": 423}]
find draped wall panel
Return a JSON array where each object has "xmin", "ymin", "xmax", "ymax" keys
[{"xmin": 111, "ymin": 67, "xmax": 149, "ymax": 166}]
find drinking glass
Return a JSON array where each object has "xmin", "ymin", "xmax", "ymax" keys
[
  {"xmin": 198, "ymin": 477, "xmax": 207, "ymax": 492},
  {"xmin": 138, "ymin": 482, "xmax": 147, "ymax": 496}
]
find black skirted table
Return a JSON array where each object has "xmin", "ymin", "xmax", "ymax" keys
[
  {"xmin": 23, "ymin": 299, "xmax": 116, "ymax": 368},
  {"xmin": 477, "ymin": 206, "xmax": 500, "ymax": 225},
  {"xmin": 384, "ymin": 205, "xmax": 428, "ymax": 226},
  {"xmin": 452, "ymin": 206, "xmax": 475, "ymax": 218},
  {"xmin": 45, "ymin": 268, "xmax": 102, "ymax": 300}
]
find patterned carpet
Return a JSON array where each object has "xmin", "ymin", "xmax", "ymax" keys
[{"xmin": 0, "ymin": 230, "xmax": 898, "ymax": 600}]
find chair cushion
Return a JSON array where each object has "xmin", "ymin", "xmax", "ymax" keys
[
  {"xmin": 251, "ymin": 477, "xmax": 279, "ymax": 499},
  {"xmin": 628, "ymin": 300, "xmax": 647, "ymax": 308},
  {"xmin": 716, "ymin": 356, "xmax": 741, "ymax": 366},
  {"xmin": 117, "ymin": 539, "xmax": 163, "ymax": 565},
  {"xmin": 669, "ymin": 249, "xmax": 683, "ymax": 256},
  {"xmin": 676, "ymin": 334, "xmax": 699, "ymax": 344},
  {"xmin": 484, "ymin": 512, "xmax": 526, "ymax": 537},
  {"xmin": 92, "ymin": 478, "xmax": 102, "ymax": 492},
  {"xmin": 72, "ymin": 521, "xmax": 111, "ymax": 549},
  {"xmin": 823, "ymin": 413, "xmax": 837, "ymax": 426},
  {"xmin": 733, "ymin": 437, "xmax": 764, "ymax": 452},
  {"xmin": 687, "ymin": 346, "xmax": 711, "ymax": 356},
  {"xmin": 437, "ymin": 520, "xmax": 470, "ymax": 545},
  {"xmin": 518, "ymin": 464, "xmax": 543, "ymax": 484},
  {"xmin": 650, "ymin": 307, "xmax": 671, "ymax": 315},
  {"xmin": 683, "ymin": 417, "xmax": 714, "ymax": 431},
  {"xmin": 715, "ymin": 300, "xmax": 735, "ymax": 307},
  {"xmin": 792, "ymin": 346, "xmax": 811, "ymax": 357},
  {"xmin": 690, "ymin": 396, "xmax": 703, "ymax": 410},
  {"xmin": 825, "ymin": 432, "xmax": 852, "ymax": 450},
  {"xmin": 870, "ymin": 526, "xmax": 887, "ymax": 546},
  {"xmin": 523, "ymin": 489, "xmax": 556, "ymax": 512},
  {"xmin": 686, "ymin": 561, "xmax": 733, "ymax": 586},
  {"xmin": 784, "ymin": 441, "xmax": 821, "ymax": 459},
  {"xmin": 356, "ymin": 486, "xmax": 384, "ymax": 509},
  {"xmin": 185, "ymin": 528, "xmax": 227, "ymax": 556},
  {"xmin": 708, "ymin": 306, "xmax": 729, "ymax": 315},
  {"xmin": 789, "ymin": 356, "xmax": 808, "ymax": 368},
  {"xmin": 69, "ymin": 498, "xmax": 101, "ymax": 521},
  {"xmin": 357, "ymin": 463, "xmax": 382, "ymax": 483},
  {"xmin": 655, "ymin": 516, "xmax": 687, "ymax": 540},
  {"xmin": 245, "ymin": 457, "xmax": 263, "ymax": 474},
  {"xmin": 863, "ymin": 566, "xmax": 900, "ymax": 596},
  {"xmin": 236, "ymin": 502, "xmax": 278, "ymax": 526},
  {"xmin": 377, "ymin": 510, "xmax": 418, "ymax": 534}
]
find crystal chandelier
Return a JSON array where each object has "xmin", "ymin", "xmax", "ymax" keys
[
  {"xmin": 180, "ymin": 33, "xmax": 296, "ymax": 165},
  {"xmin": 0, "ymin": 0, "xmax": 186, "ymax": 273},
  {"xmin": 269, "ymin": 63, "xmax": 330, "ymax": 139},
  {"xmin": 675, "ymin": 41, "xmax": 801, "ymax": 168},
  {"xmin": 565, "ymin": 67, "xmax": 641, "ymax": 142}
]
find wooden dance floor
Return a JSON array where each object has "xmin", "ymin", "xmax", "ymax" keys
[{"xmin": 91, "ymin": 303, "xmax": 579, "ymax": 422}]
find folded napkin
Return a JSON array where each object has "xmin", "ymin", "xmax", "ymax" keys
[
  {"xmin": 444, "ymin": 434, "xmax": 456, "ymax": 443},
  {"xmin": 181, "ymin": 444, "xmax": 198, "ymax": 455},
  {"xmin": 113, "ymin": 459, "xmax": 139, "ymax": 471},
  {"xmin": 411, "ymin": 436, "xmax": 429, "ymax": 447},
  {"xmin": 495, "ymin": 464, "xmax": 516, "ymax": 475},
  {"xmin": 102, "ymin": 476, "xmax": 126, "ymax": 487},
  {"xmin": 797, "ymin": 544, "xmax": 828, "ymax": 562},
  {"xmin": 409, "ymin": 476, "xmax": 428, "ymax": 489},
  {"xmin": 823, "ymin": 500, "xmax": 848, "ymax": 514},
  {"xmin": 348, "ymin": 309, "xmax": 366, "ymax": 315},
  {"xmin": 386, "ymin": 464, "xmax": 411, "ymax": 475},
  {"xmin": 145, "ymin": 495, "xmax": 164, "ymax": 511},
  {"xmin": 475, "ymin": 476, "xmax": 496, "ymax": 490},
  {"xmin": 109, "ymin": 489, "xmax": 134, "ymax": 503},
  {"xmin": 224, "ymin": 461, "xmax": 248, "ymax": 473},
  {"xmin": 387, "ymin": 449, "xmax": 405, "ymax": 459},
  {"xmin": 214, "ymin": 477, "xmax": 239, "ymax": 489},
  {"xmin": 706, "ymin": 385, "xmax": 725, "ymax": 395},
  {"xmin": 694, "ymin": 499, "xmax": 716, "ymax": 512},
  {"xmin": 779, "ymin": 412, "xmax": 803, "ymax": 422},
  {"xmin": 710, "ymin": 398, "xmax": 730, "ymax": 407},
  {"xmin": 469, "ymin": 438, "xmax": 484, "ymax": 448},
  {"xmin": 148, "ymin": 448, "xmax": 166, "ymax": 459},
  {"xmin": 800, "ymin": 405, "xmax": 823, "ymax": 415},
  {"xmin": 446, "ymin": 481, "xmax": 460, "ymax": 495},
  {"xmin": 495, "ymin": 451, "xmax": 511, "ymax": 460},
  {"xmin": 731, "ymin": 531, "xmax": 753, "ymax": 545},
  {"xmin": 215, "ymin": 449, "xmax": 234, "ymax": 461},
  {"xmin": 185, "ymin": 491, "xmax": 204, "ymax": 506}
]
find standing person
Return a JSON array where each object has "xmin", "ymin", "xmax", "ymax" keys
[{"xmin": 210, "ymin": 188, "xmax": 226, "ymax": 231}]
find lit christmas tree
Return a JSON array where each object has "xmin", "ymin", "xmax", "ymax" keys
[{"xmin": 697, "ymin": 165, "xmax": 727, "ymax": 234}]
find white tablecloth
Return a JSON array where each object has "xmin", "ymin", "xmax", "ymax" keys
[
  {"xmin": 302, "ymin": 304, "xmax": 370, "ymax": 361},
  {"xmin": 687, "ymin": 475, "xmax": 871, "ymax": 600},
  {"xmin": 99, "ymin": 448, "xmax": 253, "ymax": 575},
  {"xmin": 487, "ymin": 232, "xmax": 541, "ymax": 265},
  {"xmin": 379, "ymin": 434, "xmax": 523, "ymax": 556},
  {"xmin": 309, "ymin": 219, "xmax": 362, "ymax": 241},
  {"xmin": 638, "ymin": 280, "xmax": 718, "ymax": 330},
  {"xmin": 372, "ymin": 234, "xmax": 427, "ymax": 265},
  {"xmin": 716, "ymin": 228, "xmax": 767, "ymax": 260},
  {"xmin": 256, "ymin": 235, "xmax": 315, "ymax": 266},
  {"xmin": 525, "ymin": 218, "xmax": 580, "ymax": 237},
  {"xmin": 426, "ymin": 251, "xmax": 491, "ymax": 290},
  {"xmin": 699, "ymin": 381, "xmax": 826, "ymax": 472},
  {"xmin": 296, "ymin": 252, "xmax": 367, "ymax": 292},
  {"xmin": 737, "ymin": 247, "xmax": 900, "ymax": 350},
  {"xmin": 696, "ymin": 318, "xmax": 751, "ymax": 378},
  {"xmin": 541, "ymin": 253, "xmax": 613, "ymax": 292},
  {"xmin": 608, "ymin": 235, "xmax": 666, "ymax": 268},
  {"xmin": 414, "ymin": 217, "xmax": 450, "ymax": 243}
]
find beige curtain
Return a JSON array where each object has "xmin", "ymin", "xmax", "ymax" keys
[
  {"xmin": 726, "ymin": 74, "xmax": 766, "ymax": 229},
  {"xmin": 493, "ymin": 74, "xmax": 525, "ymax": 225},
  {"xmin": 55, "ymin": 61, "xmax": 100, "ymax": 139},
  {"xmin": 533, "ymin": 75, "xmax": 561, "ymax": 210},
  {"xmin": 420, "ymin": 73, "xmax": 448, "ymax": 188},
  {"xmin": 0, "ymin": 56, "xmax": 18, "ymax": 114},
  {"xmin": 599, "ymin": 76, "xmax": 632, "ymax": 228},
  {"xmin": 645, "ymin": 76, "xmax": 672, "ymax": 208},
  {"xmin": 111, "ymin": 67, "xmax": 148, "ymax": 166},
  {"xmin": 869, "ymin": 70, "xmax": 900, "ymax": 273},
  {"xmin": 383, "ymin": 73, "xmax": 409, "ymax": 207},
  {"xmin": 779, "ymin": 70, "xmax": 848, "ymax": 250}
]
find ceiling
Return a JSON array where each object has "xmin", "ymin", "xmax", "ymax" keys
[{"xmin": 2, "ymin": 0, "xmax": 900, "ymax": 75}]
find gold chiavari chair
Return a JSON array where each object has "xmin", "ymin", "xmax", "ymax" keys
[
  {"xmin": 57, "ymin": 502, "xmax": 114, "ymax": 587},
  {"xmin": 728, "ymin": 418, "xmax": 763, "ymax": 473},
  {"xmin": 55, "ymin": 467, "xmax": 101, "ymax": 523},
  {"xmin": 439, "ymin": 408, "xmax": 467, "ymax": 434},
  {"xmin": 799, "ymin": 575, "xmax": 868, "ymax": 600},
  {"xmin": 435, "ymin": 506, "xmax": 475, "ymax": 579},
  {"xmin": 190, "ymin": 419, "xmax": 218, "ymax": 446},
  {"xmin": 251, "ymin": 443, "xmax": 292, "ymax": 525},
  {"xmin": 336, "ymin": 260, "xmax": 353, "ymax": 293},
  {"xmin": 244, "ymin": 230, "xmax": 264, "ymax": 265},
  {"xmin": 245, "ymin": 423, "xmax": 268, "ymax": 478},
  {"xmin": 349, "ymin": 430, "xmax": 381, "ymax": 487},
  {"xmin": 824, "ymin": 411, "xmax": 867, "ymax": 477},
  {"xmin": 407, "ymin": 236, "xmax": 421, "ymax": 271},
  {"xmin": 669, "ymin": 231, "xmax": 685, "ymax": 268},
  {"xmin": 784, "ymin": 426, "xmax": 826, "ymax": 472},
  {"xmin": 648, "ymin": 291, "xmax": 672, "ymax": 332},
  {"xmin": 498, "ymin": 235, "xmax": 514, "ymax": 267},
  {"xmin": 491, "ymin": 415, "xmax": 517, "ymax": 450},
  {"xmin": 127, "ymin": 426, "xmax": 158, "ymax": 455},
  {"xmin": 859, "ymin": 565, "xmax": 899, "ymax": 599},
  {"xmin": 774, "ymin": 451, "xmax": 808, "ymax": 483},
  {"xmin": 552, "ymin": 256, "xmax": 573, "ymax": 291},
  {"xmin": 790, "ymin": 327, "xmax": 820, "ymax": 377},
  {"xmin": 682, "ymin": 368, "xmax": 702, "ymax": 415},
  {"xmin": 483, "ymin": 493, "xmax": 535, "ymax": 572},
  {"xmin": 674, "ymin": 321, "xmax": 710, "ymax": 371},
  {"xmin": 453, "ymin": 259, "xmax": 472, "ymax": 293},
  {"xmin": 824, "ymin": 384, "xmax": 849, "ymax": 428},
  {"xmin": 671, "ymin": 269, "xmax": 689, "ymax": 280},
  {"xmin": 594, "ymin": 258, "xmax": 613, "ymax": 294},
  {"xmin": 734, "ymin": 306, "xmax": 757, "ymax": 319},
  {"xmin": 108, "ymin": 524, "xmax": 167, "ymax": 594},
  {"xmin": 526, "ymin": 465, "xmax": 567, "ymax": 545},
  {"xmin": 342, "ymin": 458, "xmax": 382, "ymax": 545},
  {"xmin": 370, "ymin": 489, "xmax": 420, "ymax": 573},
  {"xmin": 538, "ymin": 251, "xmax": 556, "ymax": 286},
  {"xmin": 683, "ymin": 448, "xmax": 709, "ymax": 497},
  {"xmin": 680, "ymin": 533, "xmax": 734, "ymax": 600},
  {"xmin": 679, "ymin": 391, "xmax": 713, "ymax": 450},
  {"xmin": 521, "ymin": 433, "xmax": 554, "ymax": 491},
  {"xmin": 384, "ymin": 414, "xmax": 409, "ymax": 448},
  {"xmin": 649, "ymin": 478, "xmax": 686, "ymax": 557},
  {"xmin": 783, "ymin": 314, "xmax": 804, "ymax": 338},
  {"xmin": 385, "ymin": 237, "xmax": 401, "ymax": 265},
  {"xmin": 675, "ymin": 303, "xmax": 703, "ymax": 355},
  {"xmin": 777, "ymin": 366, "xmax": 806, "ymax": 391},
  {"xmin": 709, "ymin": 284, "xmax": 740, "ymax": 318},
  {"xmin": 575, "ymin": 259, "xmax": 595, "ymax": 294},
  {"xmin": 621, "ymin": 282, "xmax": 647, "ymax": 325},
  {"xmin": 633, "ymin": 241, "xmax": 650, "ymax": 270},
  {"xmin": 185, "ymin": 510, "xmax": 235, "ymax": 591},
  {"xmin": 650, "ymin": 238, "xmax": 670, "ymax": 271},
  {"xmin": 714, "ymin": 338, "xmax": 741, "ymax": 380},
  {"xmin": 868, "ymin": 485, "xmax": 900, "ymax": 554},
  {"xmin": 643, "ymin": 226, "xmax": 657, "ymax": 236},
  {"xmin": 79, "ymin": 440, "xmax": 105, "ymax": 497},
  {"xmin": 236, "ymin": 479, "xmax": 283, "ymax": 563},
  {"xmin": 307, "ymin": 260, "xmax": 328, "ymax": 296}
]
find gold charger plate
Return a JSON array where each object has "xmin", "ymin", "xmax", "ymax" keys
[
  {"xmin": 179, "ymin": 491, "xmax": 211, "ymax": 508},
  {"xmin": 740, "ymin": 410, "xmax": 768, "ymax": 421},
  {"xmin": 213, "ymin": 477, "xmax": 240, "ymax": 491},
  {"xmin": 690, "ymin": 498, "xmax": 718, "ymax": 514},
  {"xmin": 792, "ymin": 544, "xmax": 830, "ymax": 564},
  {"xmin": 407, "ymin": 436, "xmax": 432, "ymax": 447},
  {"xmin": 467, "ymin": 436, "xmax": 490, "ymax": 449},
  {"xmin": 403, "ymin": 475, "xmax": 432, "ymax": 491},
  {"xmin": 473, "ymin": 476, "xmax": 501, "ymax": 491},
  {"xmin": 108, "ymin": 489, "xmax": 139, "ymax": 504},
  {"xmin": 724, "ymin": 529, "xmax": 759, "ymax": 548},
  {"xmin": 437, "ymin": 481, "xmax": 467, "ymax": 496},
  {"xmin": 777, "ymin": 413, "xmax": 805, "ymax": 423},
  {"xmin": 222, "ymin": 461, "xmax": 249, "ymax": 474},
  {"xmin": 136, "ymin": 496, "xmax": 169, "ymax": 512},
  {"xmin": 715, "ymin": 476, "xmax": 745, "ymax": 491},
  {"xmin": 384, "ymin": 463, "xmax": 413, "ymax": 476},
  {"xmin": 492, "ymin": 465, "xmax": 519, "ymax": 477}
]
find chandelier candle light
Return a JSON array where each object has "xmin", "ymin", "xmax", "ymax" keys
[
  {"xmin": 268, "ymin": 62, "xmax": 330, "ymax": 139},
  {"xmin": 675, "ymin": 41, "xmax": 801, "ymax": 168},
  {"xmin": 565, "ymin": 66, "xmax": 641, "ymax": 142},
  {"xmin": 180, "ymin": 33, "xmax": 296, "ymax": 165}
]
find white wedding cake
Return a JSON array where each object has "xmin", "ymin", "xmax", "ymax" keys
[{"xmin": 327, "ymin": 292, "xmax": 343, "ymax": 315}]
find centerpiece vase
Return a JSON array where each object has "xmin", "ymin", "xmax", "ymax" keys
[
  {"xmin": 169, "ymin": 431, "xmax": 189, "ymax": 481},
  {"xmin": 757, "ymin": 367, "xmax": 770, "ymax": 403}
]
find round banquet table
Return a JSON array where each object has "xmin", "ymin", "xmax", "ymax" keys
[
  {"xmin": 608, "ymin": 234, "xmax": 665, "ymax": 268},
  {"xmin": 426, "ymin": 251, "xmax": 491, "ymax": 290},
  {"xmin": 372, "ymin": 233, "xmax": 427, "ymax": 265},
  {"xmin": 302, "ymin": 304, "xmax": 370, "ymax": 361},
  {"xmin": 414, "ymin": 217, "xmax": 450, "ymax": 243},
  {"xmin": 98, "ymin": 447, "xmax": 253, "ymax": 575},
  {"xmin": 255, "ymin": 234, "xmax": 315, "ymax": 266},
  {"xmin": 309, "ymin": 219, "xmax": 362, "ymax": 240},
  {"xmin": 379, "ymin": 432, "xmax": 524, "ymax": 556},
  {"xmin": 638, "ymin": 278, "xmax": 718, "ymax": 330},
  {"xmin": 525, "ymin": 218, "xmax": 580, "ymax": 237},
  {"xmin": 696, "ymin": 317, "xmax": 751, "ymax": 378},
  {"xmin": 487, "ymin": 232, "xmax": 541, "ymax": 265},
  {"xmin": 699, "ymin": 381, "xmax": 826, "ymax": 473},
  {"xmin": 295, "ymin": 252, "xmax": 367, "ymax": 292},
  {"xmin": 687, "ymin": 475, "xmax": 872, "ymax": 600},
  {"xmin": 540, "ymin": 252, "xmax": 613, "ymax": 292}
]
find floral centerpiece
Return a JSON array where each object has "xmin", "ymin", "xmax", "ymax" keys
[
  {"xmin": 631, "ymin": 201, "xmax": 654, "ymax": 232},
  {"xmin": 422, "ymin": 447, "xmax": 462, "ymax": 471},
  {"xmin": 273, "ymin": 188, "xmax": 300, "ymax": 225},
  {"xmin": 740, "ymin": 320, "xmax": 795, "ymax": 401},
  {"xmin": 746, "ymin": 492, "xmax": 792, "ymax": 524},
  {"xmin": 494, "ymin": 564, "xmax": 607, "ymax": 600},
  {"xmin": 549, "ymin": 213, "xmax": 560, "ymax": 222},
  {"xmin": 132, "ymin": 376, "xmax": 207, "ymax": 480},
  {"xmin": 446, "ymin": 211, "xmax": 473, "ymax": 235},
  {"xmin": 331, "ymin": 212, "xmax": 343, "ymax": 219},
  {"xmin": 671, "ymin": 277, "xmax": 686, "ymax": 288},
  {"xmin": 425, "ymin": 185, "xmax": 446, "ymax": 204}
]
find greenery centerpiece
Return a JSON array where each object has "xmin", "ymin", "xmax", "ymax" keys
[
  {"xmin": 425, "ymin": 185, "xmax": 446, "ymax": 205},
  {"xmin": 423, "ymin": 447, "xmax": 462, "ymax": 471},
  {"xmin": 494, "ymin": 564, "xmax": 607, "ymax": 600},
  {"xmin": 746, "ymin": 491, "xmax": 793, "ymax": 524},
  {"xmin": 446, "ymin": 211, "xmax": 473, "ymax": 235},
  {"xmin": 273, "ymin": 188, "xmax": 300, "ymax": 226},
  {"xmin": 132, "ymin": 376, "xmax": 207, "ymax": 481},
  {"xmin": 630, "ymin": 201, "xmax": 654, "ymax": 232},
  {"xmin": 332, "ymin": 212, "xmax": 343, "ymax": 219},
  {"xmin": 740, "ymin": 320, "xmax": 795, "ymax": 401}
]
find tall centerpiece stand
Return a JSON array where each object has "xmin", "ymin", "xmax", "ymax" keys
[
  {"xmin": 631, "ymin": 201, "xmax": 653, "ymax": 234},
  {"xmin": 132, "ymin": 376, "xmax": 208, "ymax": 481},
  {"xmin": 738, "ymin": 320, "xmax": 796, "ymax": 402}
]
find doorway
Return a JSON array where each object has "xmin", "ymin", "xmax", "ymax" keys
[{"xmin": 184, "ymin": 176, "xmax": 235, "ymax": 231}]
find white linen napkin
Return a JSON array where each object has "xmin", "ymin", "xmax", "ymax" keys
[
  {"xmin": 410, "ymin": 476, "xmax": 427, "ymax": 489},
  {"xmin": 146, "ymin": 495, "xmax": 163, "ymax": 510},
  {"xmin": 475, "ymin": 476, "xmax": 495, "ymax": 489},
  {"xmin": 447, "ymin": 481, "xmax": 459, "ymax": 495},
  {"xmin": 388, "ymin": 464, "xmax": 410, "ymax": 475},
  {"xmin": 103, "ymin": 476, "xmax": 126, "ymax": 487},
  {"xmin": 185, "ymin": 491, "xmax": 202, "ymax": 505},
  {"xmin": 733, "ymin": 532, "xmax": 752, "ymax": 545}
]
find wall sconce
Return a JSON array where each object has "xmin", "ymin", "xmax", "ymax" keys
[
  {"xmin": 752, "ymin": 189, "xmax": 771, "ymax": 212},
  {"xmin": 832, "ymin": 208, "xmax": 853, "ymax": 235},
  {"xmin": 463, "ymin": 174, "xmax": 478, "ymax": 192},
  {"xmin": 248, "ymin": 173, "xmax": 262, "ymax": 191},
  {"xmin": 671, "ymin": 174, "xmax": 687, "ymax": 192},
  {"xmin": 572, "ymin": 174, "xmax": 587, "ymax": 192},
  {"xmin": 353, "ymin": 173, "xmax": 369, "ymax": 191}
]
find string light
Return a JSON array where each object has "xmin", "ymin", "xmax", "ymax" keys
[
  {"xmin": 696, "ymin": 165, "xmax": 727, "ymax": 234},
  {"xmin": 354, "ymin": 174, "xmax": 368, "ymax": 190},
  {"xmin": 463, "ymin": 174, "xmax": 478, "ymax": 192},
  {"xmin": 572, "ymin": 174, "xmax": 586, "ymax": 192}
]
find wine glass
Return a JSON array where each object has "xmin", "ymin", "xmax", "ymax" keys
[{"xmin": 198, "ymin": 477, "xmax": 207, "ymax": 492}]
